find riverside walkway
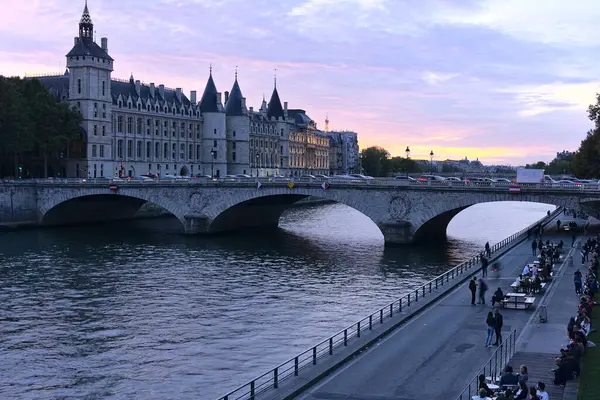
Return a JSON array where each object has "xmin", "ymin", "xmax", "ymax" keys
[{"xmin": 294, "ymin": 228, "xmax": 575, "ymax": 399}]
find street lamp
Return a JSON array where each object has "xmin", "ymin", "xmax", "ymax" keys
[
  {"xmin": 429, "ymin": 150, "xmax": 434, "ymax": 173},
  {"xmin": 256, "ymin": 153, "xmax": 260, "ymax": 177},
  {"xmin": 210, "ymin": 149, "xmax": 216, "ymax": 178},
  {"xmin": 405, "ymin": 146, "xmax": 410, "ymax": 177}
]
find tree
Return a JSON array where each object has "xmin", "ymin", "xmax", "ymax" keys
[
  {"xmin": 572, "ymin": 129, "xmax": 600, "ymax": 178},
  {"xmin": 0, "ymin": 77, "xmax": 82, "ymax": 178},
  {"xmin": 360, "ymin": 146, "xmax": 390, "ymax": 177},
  {"xmin": 524, "ymin": 161, "xmax": 547, "ymax": 170},
  {"xmin": 389, "ymin": 156, "xmax": 422, "ymax": 174}
]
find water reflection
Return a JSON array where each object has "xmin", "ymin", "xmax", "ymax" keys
[{"xmin": 0, "ymin": 201, "xmax": 552, "ymax": 399}]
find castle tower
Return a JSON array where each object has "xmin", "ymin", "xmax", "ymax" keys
[
  {"xmin": 66, "ymin": 0, "xmax": 114, "ymax": 178},
  {"xmin": 199, "ymin": 68, "xmax": 227, "ymax": 177},
  {"xmin": 224, "ymin": 69, "xmax": 250, "ymax": 175},
  {"xmin": 267, "ymin": 78, "xmax": 291, "ymax": 175}
]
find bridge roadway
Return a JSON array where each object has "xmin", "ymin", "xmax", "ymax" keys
[{"xmin": 293, "ymin": 227, "xmax": 569, "ymax": 400}]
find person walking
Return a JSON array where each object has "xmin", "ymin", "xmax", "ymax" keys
[
  {"xmin": 478, "ymin": 277, "xmax": 488, "ymax": 305},
  {"xmin": 482, "ymin": 256, "xmax": 489, "ymax": 277},
  {"xmin": 469, "ymin": 277, "xmax": 477, "ymax": 305},
  {"xmin": 557, "ymin": 219, "xmax": 562, "ymax": 231},
  {"xmin": 532, "ymin": 239, "xmax": 537, "ymax": 256},
  {"xmin": 485, "ymin": 242, "xmax": 491, "ymax": 258},
  {"xmin": 493, "ymin": 309, "xmax": 503, "ymax": 345},
  {"xmin": 485, "ymin": 311, "xmax": 496, "ymax": 347},
  {"xmin": 574, "ymin": 269, "xmax": 583, "ymax": 294}
]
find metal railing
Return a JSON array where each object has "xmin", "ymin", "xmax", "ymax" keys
[
  {"xmin": 456, "ymin": 329, "xmax": 518, "ymax": 400},
  {"xmin": 2, "ymin": 177, "xmax": 600, "ymax": 193},
  {"xmin": 216, "ymin": 208, "xmax": 563, "ymax": 400}
]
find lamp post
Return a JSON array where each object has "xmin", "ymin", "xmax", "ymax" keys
[
  {"xmin": 429, "ymin": 150, "xmax": 434, "ymax": 173},
  {"xmin": 210, "ymin": 149, "xmax": 216, "ymax": 178},
  {"xmin": 405, "ymin": 146, "xmax": 410, "ymax": 177},
  {"xmin": 256, "ymin": 153, "xmax": 260, "ymax": 177}
]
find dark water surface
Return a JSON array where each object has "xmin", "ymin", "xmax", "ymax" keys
[{"xmin": 0, "ymin": 201, "xmax": 554, "ymax": 399}]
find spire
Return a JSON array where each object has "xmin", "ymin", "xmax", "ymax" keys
[
  {"xmin": 274, "ymin": 68, "xmax": 277, "ymax": 89},
  {"xmin": 79, "ymin": 0, "xmax": 93, "ymax": 40},
  {"xmin": 325, "ymin": 114, "xmax": 329, "ymax": 132},
  {"xmin": 199, "ymin": 70, "xmax": 220, "ymax": 113},
  {"xmin": 267, "ymin": 79, "xmax": 284, "ymax": 120},
  {"xmin": 225, "ymin": 71, "xmax": 246, "ymax": 116}
]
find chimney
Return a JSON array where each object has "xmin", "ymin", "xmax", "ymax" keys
[
  {"xmin": 190, "ymin": 90, "xmax": 197, "ymax": 104},
  {"xmin": 284, "ymin": 101, "xmax": 288, "ymax": 111},
  {"xmin": 216, "ymin": 92, "xmax": 222, "ymax": 105},
  {"xmin": 135, "ymin": 80, "xmax": 141, "ymax": 95},
  {"xmin": 74, "ymin": 37, "xmax": 79, "ymax": 46},
  {"xmin": 101, "ymin": 37, "xmax": 108, "ymax": 51},
  {"xmin": 176, "ymin": 88, "xmax": 182, "ymax": 102},
  {"xmin": 224, "ymin": 91, "xmax": 229, "ymax": 104},
  {"xmin": 159, "ymin": 84, "xmax": 165, "ymax": 98},
  {"xmin": 149, "ymin": 83, "xmax": 155, "ymax": 98},
  {"xmin": 241, "ymin": 97, "xmax": 246, "ymax": 110},
  {"xmin": 249, "ymin": 106, "xmax": 254, "ymax": 113}
]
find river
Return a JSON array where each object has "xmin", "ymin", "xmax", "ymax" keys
[{"xmin": 0, "ymin": 201, "xmax": 554, "ymax": 399}]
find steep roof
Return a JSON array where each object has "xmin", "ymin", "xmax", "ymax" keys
[
  {"xmin": 225, "ymin": 78, "xmax": 245, "ymax": 116},
  {"xmin": 66, "ymin": 38, "xmax": 113, "ymax": 61},
  {"xmin": 199, "ymin": 73, "xmax": 219, "ymax": 113},
  {"xmin": 267, "ymin": 86, "xmax": 285, "ymax": 120}
]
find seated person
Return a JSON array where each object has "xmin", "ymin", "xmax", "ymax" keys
[
  {"xmin": 478, "ymin": 374, "xmax": 494, "ymax": 397},
  {"xmin": 471, "ymin": 388, "xmax": 491, "ymax": 400},
  {"xmin": 499, "ymin": 365, "xmax": 519, "ymax": 388},
  {"xmin": 495, "ymin": 389, "xmax": 515, "ymax": 400},
  {"xmin": 517, "ymin": 365, "xmax": 528, "ymax": 383},
  {"xmin": 513, "ymin": 381, "xmax": 528, "ymax": 399},
  {"xmin": 531, "ymin": 276, "xmax": 542, "ymax": 293},
  {"xmin": 492, "ymin": 287, "xmax": 505, "ymax": 306},
  {"xmin": 553, "ymin": 356, "xmax": 575, "ymax": 386},
  {"xmin": 522, "ymin": 264, "xmax": 531, "ymax": 276}
]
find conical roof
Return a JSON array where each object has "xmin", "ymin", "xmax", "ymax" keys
[
  {"xmin": 225, "ymin": 78, "xmax": 245, "ymax": 116},
  {"xmin": 80, "ymin": 0, "xmax": 93, "ymax": 25},
  {"xmin": 199, "ymin": 73, "xmax": 219, "ymax": 113},
  {"xmin": 267, "ymin": 86, "xmax": 284, "ymax": 120}
]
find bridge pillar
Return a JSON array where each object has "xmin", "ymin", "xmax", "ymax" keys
[
  {"xmin": 183, "ymin": 214, "xmax": 211, "ymax": 235},
  {"xmin": 378, "ymin": 221, "xmax": 414, "ymax": 245}
]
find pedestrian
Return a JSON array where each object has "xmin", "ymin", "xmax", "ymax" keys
[
  {"xmin": 469, "ymin": 277, "xmax": 477, "ymax": 305},
  {"xmin": 482, "ymin": 256, "xmax": 489, "ymax": 277},
  {"xmin": 532, "ymin": 239, "xmax": 537, "ymax": 256},
  {"xmin": 493, "ymin": 309, "xmax": 503, "ymax": 345},
  {"xmin": 574, "ymin": 269, "xmax": 583, "ymax": 294},
  {"xmin": 491, "ymin": 287, "xmax": 504, "ymax": 307},
  {"xmin": 557, "ymin": 219, "xmax": 561, "ymax": 230},
  {"xmin": 485, "ymin": 311, "xmax": 495, "ymax": 347},
  {"xmin": 478, "ymin": 277, "xmax": 488, "ymax": 305},
  {"xmin": 485, "ymin": 241, "xmax": 491, "ymax": 258},
  {"xmin": 537, "ymin": 240, "xmax": 543, "ymax": 253}
]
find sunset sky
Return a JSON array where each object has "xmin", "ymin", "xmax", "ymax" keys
[{"xmin": 1, "ymin": 0, "xmax": 598, "ymax": 164}]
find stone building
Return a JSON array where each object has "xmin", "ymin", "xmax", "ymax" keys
[
  {"xmin": 35, "ymin": 1, "xmax": 358, "ymax": 179},
  {"xmin": 327, "ymin": 130, "xmax": 360, "ymax": 175}
]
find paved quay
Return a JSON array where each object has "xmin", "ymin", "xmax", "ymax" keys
[
  {"xmin": 294, "ymin": 228, "xmax": 577, "ymax": 400},
  {"xmin": 501, "ymin": 232, "xmax": 589, "ymax": 400}
]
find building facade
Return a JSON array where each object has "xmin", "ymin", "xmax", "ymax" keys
[
  {"xmin": 327, "ymin": 131, "xmax": 360, "ymax": 175},
  {"xmin": 37, "ymin": 2, "xmax": 358, "ymax": 179}
]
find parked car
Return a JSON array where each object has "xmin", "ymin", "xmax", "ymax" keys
[
  {"xmin": 348, "ymin": 174, "xmax": 374, "ymax": 180},
  {"xmin": 492, "ymin": 178, "xmax": 512, "ymax": 183},
  {"xmin": 394, "ymin": 176, "xmax": 417, "ymax": 182},
  {"xmin": 417, "ymin": 175, "xmax": 446, "ymax": 182},
  {"xmin": 314, "ymin": 174, "xmax": 330, "ymax": 180},
  {"xmin": 298, "ymin": 174, "xmax": 317, "ymax": 180},
  {"xmin": 445, "ymin": 177, "xmax": 462, "ymax": 182}
]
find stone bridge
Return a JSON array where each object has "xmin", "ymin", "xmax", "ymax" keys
[{"xmin": 23, "ymin": 181, "xmax": 596, "ymax": 245}]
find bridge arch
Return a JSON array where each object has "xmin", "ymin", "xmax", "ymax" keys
[
  {"xmin": 410, "ymin": 192, "xmax": 578, "ymax": 242},
  {"xmin": 202, "ymin": 187, "xmax": 389, "ymax": 238},
  {"xmin": 38, "ymin": 188, "xmax": 187, "ymax": 231}
]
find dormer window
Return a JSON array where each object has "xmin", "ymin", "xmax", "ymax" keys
[
  {"xmin": 137, "ymin": 104, "xmax": 141, "ymax": 111},
  {"xmin": 128, "ymin": 102, "xmax": 132, "ymax": 109}
]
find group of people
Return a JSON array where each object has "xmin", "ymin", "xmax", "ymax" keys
[
  {"xmin": 474, "ymin": 365, "xmax": 549, "ymax": 400},
  {"xmin": 473, "ymin": 351, "xmax": 553, "ymax": 399},
  {"xmin": 553, "ymin": 238, "xmax": 599, "ymax": 387}
]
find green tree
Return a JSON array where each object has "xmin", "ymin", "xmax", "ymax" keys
[
  {"xmin": 524, "ymin": 161, "xmax": 547, "ymax": 169},
  {"xmin": 572, "ymin": 129, "xmax": 600, "ymax": 178},
  {"xmin": 0, "ymin": 77, "xmax": 82, "ymax": 178},
  {"xmin": 360, "ymin": 146, "xmax": 390, "ymax": 177},
  {"xmin": 389, "ymin": 156, "xmax": 422, "ymax": 174}
]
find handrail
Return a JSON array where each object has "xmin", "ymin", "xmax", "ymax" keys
[
  {"xmin": 455, "ymin": 329, "xmax": 518, "ymax": 400},
  {"xmin": 216, "ymin": 208, "xmax": 563, "ymax": 400}
]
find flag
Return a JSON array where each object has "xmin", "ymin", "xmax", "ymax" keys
[
  {"xmin": 257, "ymin": 181, "xmax": 262, "ymax": 189},
  {"xmin": 321, "ymin": 182, "xmax": 329, "ymax": 190}
]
